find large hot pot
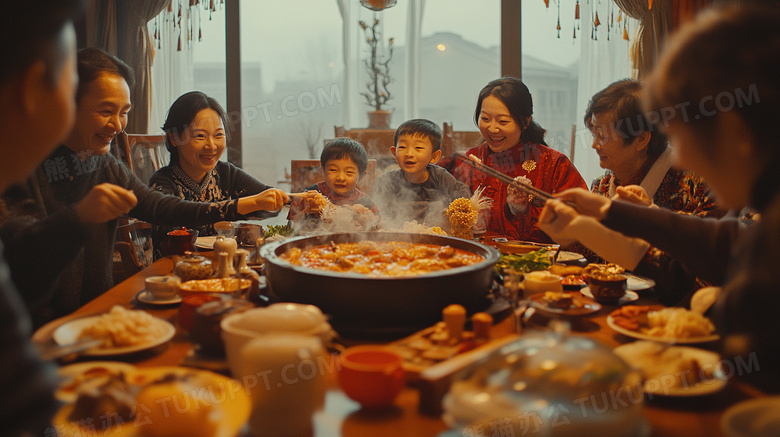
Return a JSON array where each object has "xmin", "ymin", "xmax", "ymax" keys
[{"xmin": 260, "ymin": 232, "xmax": 500, "ymax": 337}]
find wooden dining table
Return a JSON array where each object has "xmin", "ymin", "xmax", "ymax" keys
[{"xmin": 33, "ymin": 251, "xmax": 766, "ymax": 437}]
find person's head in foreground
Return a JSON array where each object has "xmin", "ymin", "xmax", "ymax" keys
[
  {"xmin": 64, "ymin": 47, "xmax": 135, "ymax": 157},
  {"xmin": 0, "ymin": 0, "xmax": 83, "ymax": 190},
  {"xmin": 646, "ymin": 4, "xmax": 780, "ymax": 392},
  {"xmin": 391, "ymin": 119, "xmax": 443, "ymax": 183},
  {"xmin": 586, "ymin": 79, "xmax": 668, "ymax": 182},
  {"xmin": 474, "ymin": 77, "xmax": 546, "ymax": 153},
  {"xmin": 645, "ymin": 5, "xmax": 779, "ymax": 211},
  {"xmin": 320, "ymin": 138, "xmax": 368, "ymax": 196},
  {"xmin": 162, "ymin": 91, "xmax": 230, "ymax": 183}
]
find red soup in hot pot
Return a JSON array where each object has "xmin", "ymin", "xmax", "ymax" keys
[{"xmin": 280, "ymin": 241, "xmax": 484, "ymax": 277}]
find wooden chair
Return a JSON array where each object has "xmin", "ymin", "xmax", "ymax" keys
[
  {"xmin": 113, "ymin": 132, "xmax": 169, "ymax": 185},
  {"xmin": 441, "ymin": 122, "xmax": 483, "ymax": 158},
  {"xmin": 334, "ymin": 126, "xmax": 396, "ymax": 164},
  {"xmin": 112, "ymin": 220, "xmax": 153, "ymax": 283},
  {"xmin": 290, "ymin": 159, "xmax": 377, "ymax": 193}
]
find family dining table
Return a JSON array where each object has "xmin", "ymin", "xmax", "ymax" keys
[{"xmin": 32, "ymin": 237, "xmax": 767, "ymax": 437}]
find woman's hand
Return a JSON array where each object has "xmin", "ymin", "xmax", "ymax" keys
[
  {"xmin": 76, "ymin": 183, "xmax": 137, "ymax": 224},
  {"xmin": 554, "ymin": 188, "xmax": 611, "ymax": 220},
  {"xmin": 615, "ymin": 185, "xmax": 653, "ymax": 206},
  {"xmin": 238, "ymin": 188, "xmax": 289, "ymax": 214},
  {"xmin": 538, "ymin": 198, "xmax": 581, "ymax": 240},
  {"xmin": 506, "ymin": 176, "xmax": 532, "ymax": 215}
]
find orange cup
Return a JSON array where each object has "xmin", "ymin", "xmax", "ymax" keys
[{"xmin": 337, "ymin": 346, "xmax": 405, "ymax": 408}]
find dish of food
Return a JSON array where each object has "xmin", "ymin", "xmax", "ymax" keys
[
  {"xmin": 53, "ymin": 366, "xmax": 251, "ymax": 437},
  {"xmin": 607, "ymin": 306, "xmax": 719, "ymax": 344},
  {"xmin": 135, "ymin": 290, "xmax": 182, "ymax": 305},
  {"xmin": 52, "ymin": 307, "xmax": 176, "ymax": 356},
  {"xmin": 195, "ymin": 236, "xmax": 217, "ymax": 249},
  {"xmin": 56, "ymin": 361, "xmax": 137, "ymax": 402},
  {"xmin": 581, "ymin": 287, "xmax": 639, "ymax": 304},
  {"xmin": 528, "ymin": 291, "xmax": 602, "ymax": 317},
  {"xmin": 720, "ymin": 396, "xmax": 780, "ymax": 437},
  {"xmin": 495, "ymin": 240, "xmax": 558, "ymax": 255},
  {"xmin": 614, "ymin": 341, "xmax": 726, "ymax": 397},
  {"xmin": 280, "ymin": 241, "xmax": 484, "ymax": 277}
]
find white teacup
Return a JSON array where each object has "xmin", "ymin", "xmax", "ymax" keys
[
  {"xmin": 523, "ymin": 271, "xmax": 563, "ymax": 297},
  {"xmin": 236, "ymin": 334, "xmax": 326, "ymax": 437},
  {"xmin": 144, "ymin": 275, "xmax": 181, "ymax": 300},
  {"xmin": 220, "ymin": 303, "xmax": 334, "ymax": 376}
]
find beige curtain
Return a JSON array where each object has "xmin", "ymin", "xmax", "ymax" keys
[
  {"xmin": 612, "ymin": 0, "xmax": 673, "ymax": 79},
  {"xmin": 90, "ymin": 0, "xmax": 170, "ymax": 134}
]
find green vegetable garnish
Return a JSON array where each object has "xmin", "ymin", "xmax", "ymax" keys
[
  {"xmin": 264, "ymin": 224, "xmax": 294, "ymax": 238},
  {"xmin": 495, "ymin": 249, "xmax": 551, "ymax": 273}
]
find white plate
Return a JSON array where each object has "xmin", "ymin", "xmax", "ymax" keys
[
  {"xmin": 52, "ymin": 315, "xmax": 176, "ymax": 356},
  {"xmin": 135, "ymin": 290, "xmax": 182, "ymax": 305},
  {"xmin": 555, "ymin": 251, "xmax": 586, "ymax": 263},
  {"xmin": 195, "ymin": 235, "xmax": 217, "ymax": 249},
  {"xmin": 56, "ymin": 361, "xmax": 137, "ymax": 402},
  {"xmin": 606, "ymin": 315, "xmax": 720, "ymax": 344},
  {"xmin": 581, "ymin": 287, "xmax": 639, "ymax": 304},
  {"xmin": 721, "ymin": 396, "xmax": 780, "ymax": 437},
  {"xmin": 614, "ymin": 342, "xmax": 727, "ymax": 397},
  {"xmin": 625, "ymin": 274, "xmax": 656, "ymax": 291}
]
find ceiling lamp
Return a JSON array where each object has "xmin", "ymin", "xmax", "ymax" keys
[{"xmin": 360, "ymin": 0, "xmax": 397, "ymax": 11}]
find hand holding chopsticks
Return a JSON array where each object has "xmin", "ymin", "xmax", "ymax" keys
[{"xmin": 455, "ymin": 154, "xmax": 576, "ymax": 210}]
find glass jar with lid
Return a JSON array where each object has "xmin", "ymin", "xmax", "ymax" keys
[
  {"xmin": 174, "ymin": 252, "xmax": 214, "ymax": 283},
  {"xmin": 442, "ymin": 321, "xmax": 645, "ymax": 437}
]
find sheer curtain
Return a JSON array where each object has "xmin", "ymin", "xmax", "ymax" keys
[
  {"xmin": 572, "ymin": 1, "xmax": 637, "ymax": 183},
  {"xmin": 90, "ymin": 0, "xmax": 170, "ymax": 134},
  {"xmin": 337, "ymin": 0, "xmax": 425, "ymax": 128}
]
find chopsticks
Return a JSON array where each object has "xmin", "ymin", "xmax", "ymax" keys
[{"xmin": 455, "ymin": 154, "xmax": 556, "ymax": 202}]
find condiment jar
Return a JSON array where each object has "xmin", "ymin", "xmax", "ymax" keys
[
  {"xmin": 173, "ymin": 252, "xmax": 214, "ymax": 283},
  {"xmin": 191, "ymin": 298, "xmax": 254, "ymax": 357},
  {"xmin": 213, "ymin": 236, "xmax": 237, "ymax": 275},
  {"xmin": 235, "ymin": 248, "xmax": 261, "ymax": 300}
]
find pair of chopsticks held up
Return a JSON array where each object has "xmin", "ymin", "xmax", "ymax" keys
[{"xmin": 454, "ymin": 154, "xmax": 577, "ymax": 211}]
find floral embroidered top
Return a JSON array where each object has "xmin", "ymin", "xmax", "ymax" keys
[
  {"xmin": 588, "ymin": 153, "xmax": 724, "ymax": 305},
  {"xmin": 449, "ymin": 141, "xmax": 587, "ymax": 242}
]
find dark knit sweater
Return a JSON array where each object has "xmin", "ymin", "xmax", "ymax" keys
[{"xmin": 0, "ymin": 145, "xmax": 250, "ymax": 326}]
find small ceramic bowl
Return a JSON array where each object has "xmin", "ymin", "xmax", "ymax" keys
[
  {"xmin": 586, "ymin": 274, "xmax": 628, "ymax": 304},
  {"xmin": 337, "ymin": 346, "xmax": 405, "ymax": 409},
  {"xmin": 144, "ymin": 275, "xmax": 181, "ymax": 300}
]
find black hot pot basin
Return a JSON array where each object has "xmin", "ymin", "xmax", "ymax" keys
[{"xmin": 260, "ymin": 232, "xmax": 500, "ymax": 337}]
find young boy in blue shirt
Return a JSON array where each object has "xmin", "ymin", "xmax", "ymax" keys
[
  {"xmin": 288, "ymin": 138, "xmax": 378, "ymax": 230},
  {"xmin": 373, "ymin": 119, "xmax": 471, "ymax": 229}
]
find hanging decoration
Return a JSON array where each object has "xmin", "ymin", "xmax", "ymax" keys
[
  {"xmin": 360, "ymin": 0, "xmax": 397, "ymax": 11},
  {"xmin": 649, "ymin": 0, "xmax": 654, "ymax": 10},
  {"xmin": 544, "ymin": 0, "xmax": 550, "ymax": 7},
  {"xmin": 151, "ymin": 0, "xmax": 221, "ymax": 53},
  {"xmin": 623, "ymin": 18, "xmax": 630, "ymax": 40},
  {"xmin": 543, "ymin": 1, "xmax": 634, "ymax": 44}
]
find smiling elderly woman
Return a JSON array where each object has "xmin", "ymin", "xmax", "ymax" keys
[
  {"xmin": 572, "ymin": 79, "xmax": 725, "ymax": 305},
  {"xmin": 150, "ymin": 91, "xmax": 278, "ymax": 243}
]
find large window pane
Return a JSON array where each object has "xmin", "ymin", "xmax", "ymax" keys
[{"xmin": 419, "ymin": 0, "xmax": 501, "ymax": 131}]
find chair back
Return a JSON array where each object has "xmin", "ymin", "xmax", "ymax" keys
[
  {"xmin": 114, "ymin": 132, "xmax": 169, "ymax": 184},
  {"xmin": 334, "ymin": 126, "xmax": 395, "ymax": 163},
  {"xmin": 113, "ymin": 220, "xmax": 153, "ymax": 282},
  {"xmin": 442, "ymin": 122, "xmax": 483, "ymax": 157},
  {"xmin": 290, "ymin": 159, "xmax": 377, "ymax": 193}
]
